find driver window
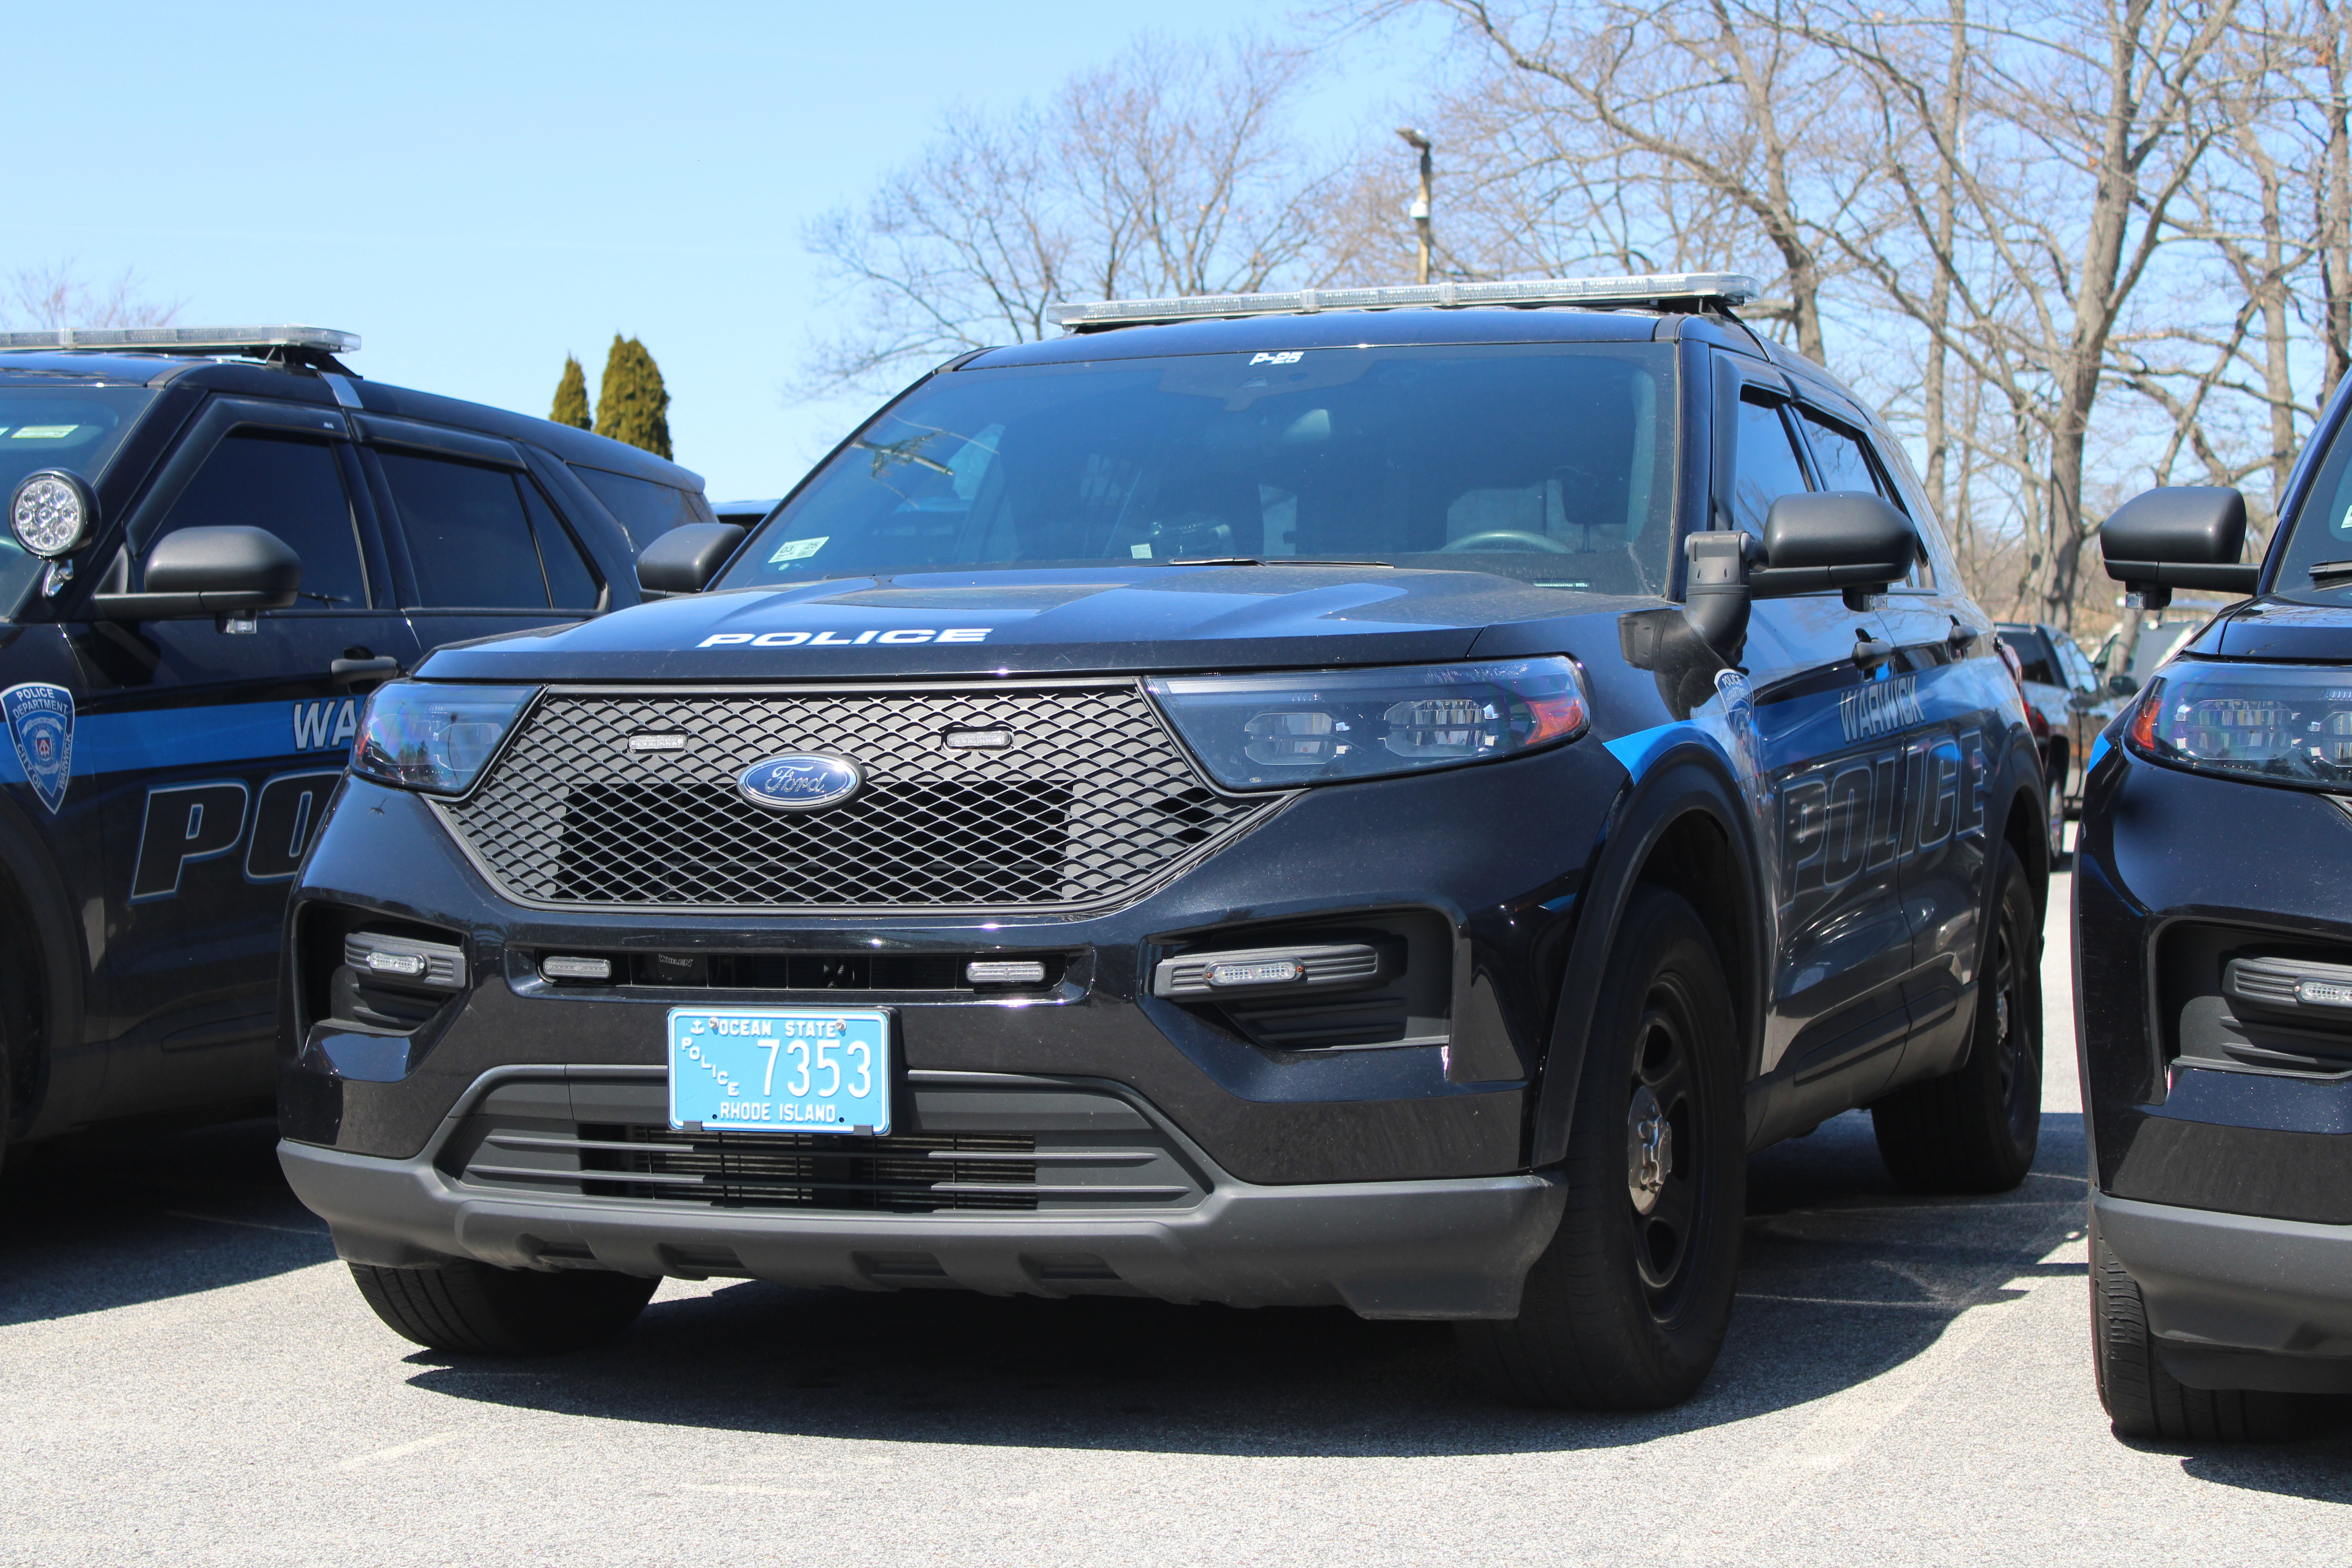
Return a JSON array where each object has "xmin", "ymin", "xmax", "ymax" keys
[
  {"xmin": 150, "ymin": 431, "xmax": 370, "ymax": 610},
  {"xmin": 1730, "ymin": 397, "xmax": 1812, "ymax": 541}
]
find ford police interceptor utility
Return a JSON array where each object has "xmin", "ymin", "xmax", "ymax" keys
[
  {"xmin": 2079, "ymin": 386, "xmax": 2352, "ymax": 1438},
  {"xmin": 276, "ymin": 276, "xmax": 2049, "ymax": 1409},
  {"xmin": 0, "ymin": 326, "xmax": 711, "ymax": 1168}
]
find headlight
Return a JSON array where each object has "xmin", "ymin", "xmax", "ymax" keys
[
  {"xmin": 10, "ymin": 469, "xmax": 95, "ymax": 558},
  {"xmin": 2124, "ymin": 662, "xmax": 2352, "ymax": 791},
  {"xmin": 1146, "ymin": 657, "xmax": 1589, "ymax": 790},
  {"xmin": 350, "ymin": 682, "xmax": 537, "ymax": 795}
]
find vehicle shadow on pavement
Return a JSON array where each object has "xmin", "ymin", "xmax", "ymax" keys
[
  {"xmin": 2176, "ymin": 1442, "xmax": 2352, "ymax": 1502},
  {"xmin": 0, "ymin": 1116, "xmax": 332, "ymax": 1328},
  {"xmin": 399, "ymin": 1111, "xmax": 2109, "ymax": 1457}
]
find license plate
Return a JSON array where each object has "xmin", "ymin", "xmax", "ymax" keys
[{"xmin": 665, "ymin": 1006, "xmax": 891, "ymax": 1134}]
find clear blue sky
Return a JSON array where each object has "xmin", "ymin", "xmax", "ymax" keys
[{"xmin": 2, "ymin": 2, "xmax": 1438, "ymax": 501}]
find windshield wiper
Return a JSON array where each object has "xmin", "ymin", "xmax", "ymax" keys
[
  {"xmin": 2311, "ymin": 559, "xmax": 2352, "ymax": 583},
  {"xmin": 1159, "ymin": 557, "xmax": 1396, "ymax": 568}
]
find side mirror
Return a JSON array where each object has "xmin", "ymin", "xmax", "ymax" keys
[
  {"xmin": 1674, "ymin": 493, "xmax": 1917, "ymax": 663},
  {"xmin": 636, "ymin": 523, "xmax": 745, "ymax": 597},
  {"xmin": 1754, "ymin": 492, "xmax": 1918, "ymax": 608},
  {"xmin": 2108, "ymin": 673, "xmax": 2140, "ymax": 698},
  {"xmin": 2100, "ymin": 487, "xmax": 2259, "ymax": 608},
  {"xmin": 91, "ymin": 526, "xmax": 301, "ymax": 621}
]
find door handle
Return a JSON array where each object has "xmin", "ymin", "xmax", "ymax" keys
[{"xmin": 329, "ymin": 656, "xmax": 403, "ymax": 685}]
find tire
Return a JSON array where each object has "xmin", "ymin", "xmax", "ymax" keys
[
  {"xmin": 1872, "ymin": 840, "xmax": 2040, "ymax": 1193},
  {"xmin": 1455, "ymin": 886, "xmax": 1744, "ymax": 1409},
  {"xmin": 348, "ymin": 1259, "xmax": 657, "ymax": 1356},
  {"xmin": 0, "ymin": 987, "xmax": 11, "ymax": 1180},
  {"xmin": 0, "ymin": 917, "xmax": 29, "ymax": 1180},
  {"xmin": 2091, "ymin": 1218, "xmax": 2315, "ymax": 1441}
]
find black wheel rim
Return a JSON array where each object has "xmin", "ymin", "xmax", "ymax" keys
[
  {"xmin": 1624, "ymin": 975, "xmax": 1710, "ymax": 1321},
  {"xmin": 1989, "ymin": 901, "xmax": 2037, "ymax": 1147}
]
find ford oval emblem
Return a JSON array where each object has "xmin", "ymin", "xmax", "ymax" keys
[{"xmin": 735, "ymin": 753, "xmax": 864, "ymax": 812}]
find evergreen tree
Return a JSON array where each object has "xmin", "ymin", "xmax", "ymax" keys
[
  {"xmin": 594, "ymin": 334, "xmax": 673, "ymax": 459},
  {"xmin": 549, "ymin": 354, "xmax": 592, "ymax": 429}
]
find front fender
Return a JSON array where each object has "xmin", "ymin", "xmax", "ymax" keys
[{"xmin": 1529, "ymin": 748, "xmax": 1768, "ymax": 1168}]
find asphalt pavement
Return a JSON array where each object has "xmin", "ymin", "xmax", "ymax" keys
[{"xmin": 6, "ymin": 858, "xmax": 2349, "ymax": 1566}]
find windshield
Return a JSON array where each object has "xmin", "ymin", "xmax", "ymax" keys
[
  {"xmin": 0, "ymin": 384, "xmax": 157, "ymax": 619},
  {"xmin": 720, "ymin": 342, "xmax": 1679, "ymax": 595}
]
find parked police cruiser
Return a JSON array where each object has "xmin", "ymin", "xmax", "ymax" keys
[
  {"xmin": 278, "ymin": 276, "xmax": 2048, "ymax": 1409},
  {"xmin": 2080, "ymin": 395, "xmax": 2352, "ymax": 1437},
  {"xmin": 0, "ymin": 325, "xmax": 711, "ymax": 1169}
]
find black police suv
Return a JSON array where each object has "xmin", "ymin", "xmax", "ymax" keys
[
  {"xmin": 2078, "ymin": 396, "xmax": 2352, "ymax": 1437},
  {"xmin": 0, "ymin": 325, "xmax": 711, "ymax": 1167},
  {"xmin": 277, "ymin": 276, "xmax": 2049, "ymax": 1409}
]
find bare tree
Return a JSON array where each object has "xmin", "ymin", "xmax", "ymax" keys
[
  {"xmin": 1808, "ymin": 0, "xmax": 2240, "ymax": 626},
  {"xmin": 2314, "ymin": 0, "xmax": 2352, "ymax": 396},
  {"xmin": 1368, "ymin": 0, "xmax": 1878, "ymax": 361},
  {"xmin": 5, "ymin": 261, "xmax": 181, "ymax": 331},
  {"xmin": 800, "ymin": 35, "xmax": 1371, "ymax": 394}
]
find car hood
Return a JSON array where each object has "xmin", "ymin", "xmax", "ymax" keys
[
  {"xmin": 415, "ymin": 564, "xmax": 1656, "ymax": 681},
  {"xmin": 2183, "ymin": 587, "xmax": 2352, "ymax": 662}
]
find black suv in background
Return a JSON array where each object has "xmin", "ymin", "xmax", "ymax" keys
[
  {"xmin": 276, "ymin": 275, "xmax": 2048, "ymax": 1410},
  {"xmin": 0, "ymin": 326, "xmax": 711, "ymax": 1166},
  {"xmin": 2081, "ymin": 407, "xmax": 2352, "ymax": 1438}
]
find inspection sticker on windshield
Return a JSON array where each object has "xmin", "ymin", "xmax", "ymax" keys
[
  {"xmin": 768, "ymin": 535, "xmax": 827, "ymax": 564},
  {"xmin": 666, "ymin": 1006, "xmax": 890, "ymax": 1134}
]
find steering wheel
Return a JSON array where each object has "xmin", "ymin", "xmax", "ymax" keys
[{"xmin": 1437, "ymin": 530, "xmax": 1575, "ymax": 554}]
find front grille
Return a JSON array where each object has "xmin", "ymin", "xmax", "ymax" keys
[
  {"xmin": 443, "ymin": 1074, "xmax": 1209, "ymax": 1216},
  {"xmin": 443, "ymin": 683, "xmax": 1278, "ymax": 912},
  {"xmin": 579, "ymin": 1126, "xmax": 1040, "ymax": 1212}
]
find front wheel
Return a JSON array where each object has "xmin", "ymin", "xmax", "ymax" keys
[
  {"xmin": 2091, "ymin": 1217, "xmax": 2317, "ymax": 1441},
  {"xmin": 348, "ymin": 1259, "xmax": 657, "ymax": 1356},
  {"xmin": 1455, "ymin": 886, "xmax": 1744, "ymax": 1409},
  {"xmin": 1872, "ymin": 840, "xmax": 2041, "ymax": 1192}
]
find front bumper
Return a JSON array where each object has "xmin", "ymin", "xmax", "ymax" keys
[
  {"xmin": 285, "ymin": 746, "xmax": 1626, "ymax": 1186},
  {"xmin": 2074, "ymin": 742, "xmax": 2352, "ymax": 1220},
  {"xmin": 279, "ymin": 1064, "xmax": 1566, "ymax": 1319},
  {"xmin": 2095, "ymin": 1192, "xmax": 2352, "ymax": 1390}
]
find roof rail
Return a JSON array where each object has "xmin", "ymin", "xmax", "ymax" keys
[
  {"xmin": 0, "ymin": 325, "xmax": 359, "ymax": 365},
  {"xmin": 1047, "ymin": 273, "xmax": 1759, "ymax": 332}
]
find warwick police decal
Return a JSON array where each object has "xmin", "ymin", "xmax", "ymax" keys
[{"xmin": 2, "ymin": 682, "xmax": 73, "ymax": 814}]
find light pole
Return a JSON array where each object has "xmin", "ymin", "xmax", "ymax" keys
[{"xmin": 1396, "ymin": 127, "xmax": 1433, "ymax": 285}]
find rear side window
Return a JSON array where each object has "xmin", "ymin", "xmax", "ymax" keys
[
  {"xmin": 1998, "ymin": 628, "xmax": 2060, "ymax": 686},
  {"xmin": 378, "ymin": 451, "xmax": 588, "ymax": 610},
  {"xmin": 523, "ymin": 482, "xmax": 601, "ymax": 610},
  {"xmin": 151, "ymin": 431, "xmax": 369, "ymax": 610},
  {"xmin": 1797, "ymin": 410, "xmax": 1883, "ymax": 496},
  {"xmin": 570, "ymin": 465, "xmax": 710, "ymax": 551}
]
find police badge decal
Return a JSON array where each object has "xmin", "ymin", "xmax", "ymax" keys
[{"xmin": 2, "ymin": 682, "xmax": 74, "ymax": 814}]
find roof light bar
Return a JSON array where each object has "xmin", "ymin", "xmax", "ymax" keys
[
  {"xmin": 0, "ymin": 325, "xmax": 360, "ymax": 356},
  {"xmin": 1046, "ymin": 272, "xmax": 1759, "ymax": 332}
]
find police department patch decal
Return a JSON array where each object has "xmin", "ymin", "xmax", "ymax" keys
[{"xmin": 2, "ymin": 682, "xmax": 74, "ymax": 814}]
